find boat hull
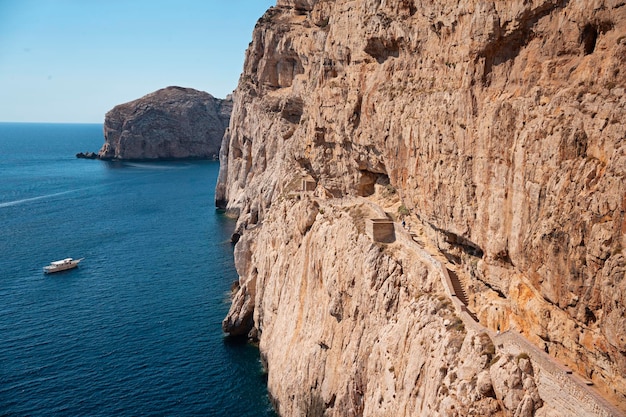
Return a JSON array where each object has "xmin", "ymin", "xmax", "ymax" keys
[{"xmin": 43, "ymin": 258, "xmax": 82, "ymax": 274}]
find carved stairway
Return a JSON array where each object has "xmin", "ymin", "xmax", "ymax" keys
[{"xmin": 447, "ymin": 268, "xmax": 479, "ymax": 322}]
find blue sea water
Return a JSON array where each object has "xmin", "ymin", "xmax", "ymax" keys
[{"xmin": 0, "ymin": 123, "xmax": 275, "ymax": 416}]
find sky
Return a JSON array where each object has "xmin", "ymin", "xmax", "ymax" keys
[{"xmin": 0, "ymin": 0, "xmax": 276, "ymax": 123}]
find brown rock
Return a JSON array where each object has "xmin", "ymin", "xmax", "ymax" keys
[
  {"xmin": 476, "ymin": 370, "xmax": 494, "ymax": 397},
  {"xmin": 218, "ymin": 0, "xmax": 626, "ymax": 415},
  {"xmin": 99, "ymin": 86, "xmax": 232, "ymax": 160}
]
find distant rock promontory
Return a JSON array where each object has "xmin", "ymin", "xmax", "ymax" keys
[{"xmin": 96, "ymin": 86, "xmax": 232, "ymax": 161}]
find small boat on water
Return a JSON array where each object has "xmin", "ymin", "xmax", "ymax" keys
[{"xmin": 43, "ymin": 258, "xmax": 83, "ymax": 274}]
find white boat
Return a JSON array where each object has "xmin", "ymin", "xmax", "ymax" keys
[{"xmin": 43, "ymin": 258, "xmax": 83, "ymax": 274}]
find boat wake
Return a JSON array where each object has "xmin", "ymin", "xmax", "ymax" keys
[
  {"xmin": 0, "ymin": 190, "xmax": 79, "ymax": 208},
  {"xmin": 124, "ymin": 162, "xmax": 189, "ymax": 170}
]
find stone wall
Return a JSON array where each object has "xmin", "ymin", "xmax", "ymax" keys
[
  {"xmin": 366, "ymin": 218, "xmax": 395, "ymax": 243},
  {"xmin": 495, "ymin": 332, "xmax": 621, "ymax": 417}
]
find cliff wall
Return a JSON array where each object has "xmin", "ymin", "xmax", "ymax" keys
[
  {"xmin": 217, "ymin": 1, "xmax": 626, "ymax": 415},
  {"xmin": 100, "ymin": 86, "xmax": 232, "ymax": 160}
]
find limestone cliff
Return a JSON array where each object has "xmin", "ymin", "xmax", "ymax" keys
[
  {"xmin": 99, "ymin": 86, "xmax": 232, "ymax": 160},
  {"xmin": 217, "ymin": 1, "xmax": 626, "ymax": 416}
]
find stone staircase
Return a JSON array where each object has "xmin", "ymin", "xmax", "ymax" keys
[
  {"xmin": 446, "ymin": 267, "xmax": 479, "ymax": 322},
  {"xmin": 447, "ymin": 268, "xmax": 468, "ymax": 305},
  {"xmin": 410, "ymin": 232, "xmax": 424, "ymax": 247}
]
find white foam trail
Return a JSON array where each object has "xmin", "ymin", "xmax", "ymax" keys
[
  {"xmin": 0, "ymin": 190, "xmax": 78, "ymax": 208},
  {"xmin": 125, "ymin": 163, "xmax": 187, "ymax": 170}
]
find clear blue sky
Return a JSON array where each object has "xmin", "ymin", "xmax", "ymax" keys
[{"xmin": 0, "ymin": 0, "xmax": 275, "ymax": 123}]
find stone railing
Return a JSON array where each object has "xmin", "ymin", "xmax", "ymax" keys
[
  {"xmin": 394, "ymin": 223, "xmax": 485, "ymax": 335},
  {"xmin": 391, "ymin": 217, "xmax": 624, "ymax": 417},
  {"xmin": 494, "ymin": 331, "xmax": 623, "ymax": 417}
]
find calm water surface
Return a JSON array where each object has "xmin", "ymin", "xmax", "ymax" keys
[{"xmin": 0, "ymin": 123, "xmax": 275, "ymax": 416}]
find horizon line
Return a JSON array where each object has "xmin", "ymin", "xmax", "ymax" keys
[{"xmin": 0, "ymin": 121, "xmax": 104, "ymax": 125}]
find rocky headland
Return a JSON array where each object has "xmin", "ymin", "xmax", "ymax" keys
[
  {"xmin": 218, "ymin": 1, "xmax": 625, "ymax": 416},
  {"xmin": 94, "ymin": 86, "xmax": 232, "ymax": 160}
]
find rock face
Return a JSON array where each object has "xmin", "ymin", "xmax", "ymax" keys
[
  {"xmin": 99, "ymin": 86, "xmax": 232, "ymax": 160},
  {"xmin": 218, "ymin": 0, "xmax": 626, "ymax": 416}
]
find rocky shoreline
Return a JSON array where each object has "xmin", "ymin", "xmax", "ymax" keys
[{"xmin": 75, "ymin": 151, "xmax": 220, "ymax": 162}]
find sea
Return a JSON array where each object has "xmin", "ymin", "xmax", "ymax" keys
[{"xmin": 0, "ymin": 123, "xmax": 276, "ymax": 416}]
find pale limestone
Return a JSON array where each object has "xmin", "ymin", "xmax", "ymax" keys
[{"xmin": 218, "ymin": 0, "xmax": 626, "ymax": 415}]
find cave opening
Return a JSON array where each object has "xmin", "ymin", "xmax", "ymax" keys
[
  {"xmin": 357, "ymin": 171, "xmax": 389, "ymax": 197},
  {"xmin": 580, "ymin": 24, "xmax": 598, "ymax": 55}
]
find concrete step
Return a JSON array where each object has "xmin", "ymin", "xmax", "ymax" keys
[{"xmin": 448, "ymin": 268, "xmax": 469, "ymax": 306}]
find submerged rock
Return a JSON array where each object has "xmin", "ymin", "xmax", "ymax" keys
[
  {"xmin": 76, "ymin": 151, "xmax": 98, "ymax": 159},
  {"xmin": 99, "ymin": 86, "xmax": 232, "ymax": 160}
]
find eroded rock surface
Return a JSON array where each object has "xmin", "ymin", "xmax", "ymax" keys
[
  {"xmin": 219, "ymin": 0, "xmax": 626, "ymax": 415},
  {"xmin": 99, "ymin": 86, "xmax": 232, "ymax": 160}
]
